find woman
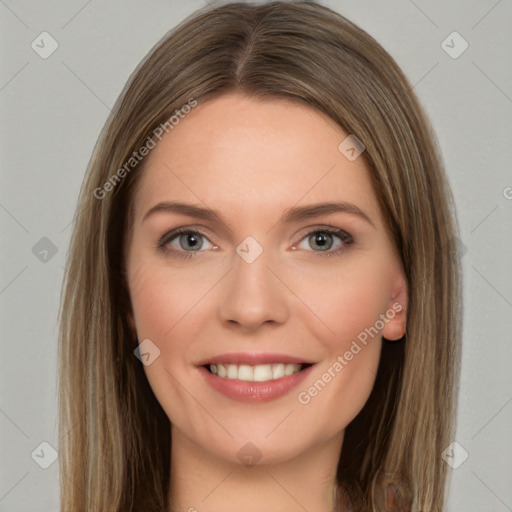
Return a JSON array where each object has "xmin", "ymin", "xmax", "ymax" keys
[{"xmin": 58, "ymin": 2, "xmax": 462, "ymax": 511}]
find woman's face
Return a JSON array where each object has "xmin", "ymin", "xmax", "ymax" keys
[{"xmin": 125, "ymin": 93, "xmax": 407, "ymax": 466}]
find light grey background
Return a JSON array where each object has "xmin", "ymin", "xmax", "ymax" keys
[{"xmin": 1, "ymin": 1, "xmax": 511, "ymax": 510}]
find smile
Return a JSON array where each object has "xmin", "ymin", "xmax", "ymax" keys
[
  {"xmin": 198, "ymin": 353, "xmax": 315, "ymax": 402},
  {"xmin": 207, "ymin": 363, "xmax": 309, "ymax": 382}
]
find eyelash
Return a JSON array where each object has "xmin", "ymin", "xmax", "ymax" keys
[{"xmin": 156, "ymin": 224, "xmax": 354, "ymax": 260}]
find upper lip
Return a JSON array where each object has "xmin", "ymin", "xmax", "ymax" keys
[{"xmin": 197, "ymin": 352, "xmax": 315, "ymax": 366}]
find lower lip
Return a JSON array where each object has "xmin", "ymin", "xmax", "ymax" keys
[{"xmin": 199, "ymin": 365, "xmax": 314, "ymax": 402}]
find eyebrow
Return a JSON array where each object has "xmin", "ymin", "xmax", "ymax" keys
[{"xmin": 142, "ymin": 200, "xmax": 375, "ymax": 228}]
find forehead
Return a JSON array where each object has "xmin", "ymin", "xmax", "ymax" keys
[{"xmin": 133, "ymin": 93, "xmax": 380, "ymax": 226}]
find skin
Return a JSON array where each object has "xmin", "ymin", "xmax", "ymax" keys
[{"xmin": 125, "ymin": 93, "xmax": 407, "ymax": 512}]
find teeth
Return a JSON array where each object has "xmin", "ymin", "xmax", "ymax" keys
[
  {"xmin": 253, "ymin": 364, "xmax": 273, "ymax": 381},
  {"xmin": 208, "ymin": 363, "xmax": 302, "ymax": 382},
  {"xmin": 284, "ymin": 364, "xmax": 296, "ymax": 376},
  {"xmin": 272, "ymin": 363, "xmax": 285, "ymax": 380},
  {"xmin": 227, "ymin": 364, "xmax": 238, "ymax": 379},
  {"xmin": 237, "ymin": 364, "xmax": 253, "ymax": 381}
]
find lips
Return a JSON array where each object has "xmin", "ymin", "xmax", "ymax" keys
[
  {"xmin": 197, "ymin": 352, "xmax": 315, "ymax": 402},
  {"xmin": 198, "ymin": 352, "xmax": 313, "ymax": 366}
]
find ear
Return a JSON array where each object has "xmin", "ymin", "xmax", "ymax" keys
[{"xmin": 382, "ymin": 273, "xmax": 407, "ymax": 341}]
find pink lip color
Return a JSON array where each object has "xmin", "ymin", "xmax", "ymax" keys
[
  {"xmin": 197, "ymin": 352, "xmax": 313, "ymax": 366},
  {"xmin": 199, "ymin": 364, "xmax": 314, "ymax": 403}
]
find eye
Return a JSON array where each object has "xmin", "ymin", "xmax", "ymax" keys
[
  {"xmin": 157, "ymin": 228, "xmax": 216, "ymax": 258},
  {"xmin": 294, "ymin": 227, "xmax": 353, "ymax": 256},
  {"xmin": 156, "ymin": 225, "xmax": 354, "ymax": 259}
]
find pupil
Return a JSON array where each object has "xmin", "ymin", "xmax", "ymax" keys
[
  {"xmin": 181, "ymin": 233, "xmax": 201, "ymax": 250},
  {"xmin": 312, "ymin": 233, "xmax": 332, "ymax": 251}
]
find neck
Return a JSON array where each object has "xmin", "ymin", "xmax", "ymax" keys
[{"xmin": 167, "ymin": 427, "xmax": 344, "ymax": 512}]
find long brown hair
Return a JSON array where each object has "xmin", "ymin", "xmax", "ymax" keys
[{"xmin": 58, "ymin": 2, "xmax": 462, "ymax": 510}]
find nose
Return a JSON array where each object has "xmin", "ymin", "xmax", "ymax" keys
[{"xmin": 218, "ymin": 251, "xmax": 289, "ymax": 332}]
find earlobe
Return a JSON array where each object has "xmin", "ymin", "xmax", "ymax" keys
[{"xmin": 382, "ymin": 276, "xmax": 408, "ymax": 342}]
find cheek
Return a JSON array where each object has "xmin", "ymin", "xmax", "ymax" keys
[
  {"xmin": 128, "ymin": 261, "xmax": 219, "ymax": 395},
  {"xmin": 295, "ymin": 284, "xmax": 384, "ymax": 441},
  {"xmin": 291, "ymin": 256, "xmax": 390, "ymax": 424},
  {"xmin": 130, "ymin": 273, "xmax": 178, "ymax": 340},
  {"xmin": 129, "ymin": 266, "xmax": 211, "ymax": 425},
  {"xmin": 290, "ymin": 253, "xmax": 394, "ymax": 349},
  {"xmin": 129, "ymin": 260, "xmax": 209, "ymax": 340}
]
